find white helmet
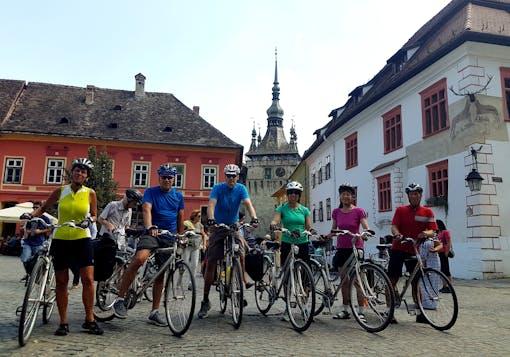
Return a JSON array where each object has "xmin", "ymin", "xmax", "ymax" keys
[
  {"xmin": 286, "ymin": 181, "xmax": 303, "ymax": 192},
  {"xmin": 224, "ymin": 164, "xmax": 240, "ymax": 175}
]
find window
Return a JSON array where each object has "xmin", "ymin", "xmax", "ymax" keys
[
  {"xmin": 325, "ymin": 156, "xmax": 331, "ymax": 180},
  {"xmin": 46, "ymin": 158, "xmax": 65, "ymax": 184},
  {"xmin": 312, "ymin": 204, "xmax": 316, "ymax": 223},
  {"xmin": 319, "ymin": 201, "xmax": 324, "ymax": 222},
  {"xmin": 311, "ymin": 169, "xmax": 316, "ymax": 188},
  {"xmin": 382, "ymin": 106, "xmax": 403, "ymax": 153},
  {"xmin": 377, "ymin": 174, "xmax": 392, "ymax": 212},
  {"xmin": 427, "ymin": 160, "xmax": 448, "ymax": 198},
  {"xmin": 203, "ymin": 166, "xmax": 217, "ymax": 189},
  {"xmin": 264, "ymin": 168, "xmax": 272, "ymax": 180},
  {"xmin": 420, "ymin": 78, "xmax": 449, "ymax": 137},
  {"xmin": 318, "ymin": 165, "xmax": 323, "ymax": 184},
  {"xmin": 501, "ymin": 67, "xmax": 510, "ymax": 121},
  {"xmin": 132, "ymin": 162, "xmax": 149, "ymax": 187},
  {"xmin": 345, "ymin": 132, "xmax": 358, "ymax": 169},
  {"xmin": 173, "ymin": 164, "xmax": 185, "ymax": 188},
  {"xmin": 326, "ymin": 198, "xmax": 331, "ymax": 221},
  {"xmin": 3, "ymin": 158, "xmax": 23, "ymax": 184}
]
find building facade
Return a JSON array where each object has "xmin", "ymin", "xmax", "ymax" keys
[
  {"xmin": 0, "ymin": 74, "xmax": 243, "ymax": 237},
  {"xmin": 245, "ymin": 57, "xmax": 301, "ymax": 233},
  {"xmin": 304, "ymin": 0, "xmax": 510, "ymax": 279}
]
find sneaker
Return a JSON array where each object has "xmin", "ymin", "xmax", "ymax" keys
[
  {"xmin": 198, "ymin": 300, "xmax": 211, "ymax": 319},
  {"xmin": 332, "ymin": 310, "xmax": 350, "ymax": 320},
  {"xmin": 416, "ymin": 313, "xmax": 428, "ymax": 324},
  {"xmin": 439, "ymin": 286, "xmax": 451, "ymax": 293},
  {"xmin": 113, "ymin": 299, "xmax": 128, "ymax": 319},
  {"xmin": 280, "ymin": 312, "xmax": 290, "ymax": 322},
  {"xmin": 20, "ymin": 274, "xmax": 29, "ymax": 283},
  {"xmin": 54, "ymin": 324, "xmax": 69, "ymax": 336},
  {"xmin": 148, "ymin": 311, "xmax": 168, "ymax": 327},
  {"xmin": 82, "ymin": 320, "xmax": 104, "ymax": 335},
  {"xmin": 69, "ymin": 284, "xmax": 79, "ymax": 291}
]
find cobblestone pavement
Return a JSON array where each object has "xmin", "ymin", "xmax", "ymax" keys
[{"xmin": 1, "ymin": 255, "xmax": 509, "ymax": 356}]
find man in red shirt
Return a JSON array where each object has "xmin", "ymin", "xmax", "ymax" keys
[{"xmin": 389, "ymin": 183, "xmax": 438, "ymax": 323}]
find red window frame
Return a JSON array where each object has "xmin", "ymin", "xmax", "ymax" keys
[
  {"xmin": 382, "ymin": 105, "xmax": 403, "ymax": 154},
  {"xmin": 377, "ymin": 174, "xmax": 392, "ymax": 212},
  {"xmin": 345, "ymin": 132, "xmax": 358, "ymax": 169},
  {"xmin": 427, "ymin": 160, "xmax": 448, "ymax": 198},
  {"xmin": 420, "ymin": 78, "xmax": 449, "ymax": 137},
  {"xmin": 501, "ymin": 67, "xmax": 510, "ymax": 121}
]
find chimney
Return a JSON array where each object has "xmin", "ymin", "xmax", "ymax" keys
[
  {"xmin": 85, "ymin": 85, "xmax": 95, "ymax": 105},
  {"xmin": 135, "ymin": 73, "xmax": 146, "ymax": 98},
  {"xmin": 193, "ymin": 106, "xmax": 200, "ymax": 115}
]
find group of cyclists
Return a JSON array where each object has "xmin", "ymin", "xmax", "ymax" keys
[{"xmin": 19, "ymin": 155, "xmax": 446, "ymax": 337}]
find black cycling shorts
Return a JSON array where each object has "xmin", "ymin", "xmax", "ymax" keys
[
  {"xmin": 51, "ymin": 238, "xmax": 94, "ymax": 271},
  {"xmin": 280, "ymin": 242, "xmax": 310, "ymax": 265},
  {"xmin": 332, "ymin": 248, "xmax": 355, "ymax": 271},
  {"xmin": 137, "ymin": 235, "xmax": 174, "ymax": 267},
  {"xmin": 387, "ymin": 250, "xmax": 417, "ymax": 280}
]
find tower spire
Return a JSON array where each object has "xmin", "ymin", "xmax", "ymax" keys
[
  {"xmin": 266, "ymin": 47, "xmax": 284, "ymax": 126},
  {"xmin": 250, "ymin": 120, "xmax": 257, "ymax": 151}
]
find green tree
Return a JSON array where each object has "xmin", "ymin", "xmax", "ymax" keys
[{"xmin": 86, "ymin": 146, "xmax": 118, "ymax": 209}]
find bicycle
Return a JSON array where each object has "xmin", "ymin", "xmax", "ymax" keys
[
  {"xmin": 394, "ymin": 236, "xmax": 458, "ymax": 331},
  {"xmin": 17, "ymin": 218, "xmax": 77, "ymax": 346},
  {"xmin": 308, "ymin": 229, "xmax": 395, "ymax": 333},
  {"xmin": 254, "ymin": 228, "xmax": 316, "ymax": 332},
  {"xmin": 212, "ymin": 223, "xmax": 248, "ymax": 329},
  {"xmin": 97, "ymin": 229, "xmax": 199, "ymax": 336}
]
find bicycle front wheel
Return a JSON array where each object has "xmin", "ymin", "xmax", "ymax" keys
[
  {"xmin": 18, "ymin": 257, "xmax": 46, "ymax": 346},
  {"xmin": 285, "ymin": 259, "xmax": 315, "ymax": 332},
  {"xmin": 309, "ymin": 259, "xmax": 329, "ymax": 316},
  {"xmin": 414, "ymin": 267, "xmax": 458, "ymax": 331},
  {"xmin": 164, "ymin": 261, "xmax": 196, "ymax": 336},
  {"xmin": 254, "ymin": 256, "xmax": 274, "ymax": 315},
  {"xmin": 349, "ymin": 263, "xmax": 395, "ymax": 333},
  {"xmin": 42, "ymin": 263, "xmax": 56, "ymax": 324},
  {"xmin": 230, "ymin": 258, "xmax": 244, "ymax": 329},
  {"xmin": 142, "ymin": 261, "xmax": 154, "ymax": 302}
]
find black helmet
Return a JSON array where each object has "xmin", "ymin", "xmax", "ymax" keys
[
  {"xmin": 405, "ymin": 183, "xmax": 423, "ymax": 194},
  {"xmin": 338, "ymin": 183, "xmax": 356, "ymax": 195},
  {"xmin": 126, "ymin": 188, "xmax": 143, "ymax": 204},
  {"xmin": 71, "ymin": 158, "xmax": 94, "ymax": 175}
]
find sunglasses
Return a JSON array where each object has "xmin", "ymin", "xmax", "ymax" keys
[
  {"xmin": 160, "ymin": 175, "xmax": 175, "ymax": 180},
  {"xmin": 225, "ymin": 174, "xmax": 237, "ymax": 179},
  {"xmin": 287, "ymin": 190, "xmax": 301, "ymax": 195}
]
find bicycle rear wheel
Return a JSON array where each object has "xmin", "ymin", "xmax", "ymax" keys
[
  {"xmin": 254, "ymin": 256, "xmax": 274, "ymax": 315},
  {"xmin": 309, "ymin": 259, "xmax": 329, "ymax": 316},
  {"xmin": 42, "ymin": 263, "xmax": 56, "ymax": 324},
  {"xmin": 164, "ymin": 261, "xmax": 196, "ymax": 336},
  {"xmin": 285, "ymin": 259, "xmax": 315, "ymax": 332},
  {"xmin": 18, "ymin": 257, "xmax": 46, "ymax": 346},
  {"xmin": 349, "ymin": 263, "xmax": 394, "ymax": 333},
  {"xmin": 414, "ymin": 267, "xmax": 458, "ymax": 330},
  {"xmin": 230, "ymin": 258, "xmax": 244, "ymax": 329}
]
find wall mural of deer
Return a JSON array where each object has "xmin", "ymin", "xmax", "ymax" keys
[{"xmin": 449, "ymin": 75, "xmax": 502, "ymax": 140}]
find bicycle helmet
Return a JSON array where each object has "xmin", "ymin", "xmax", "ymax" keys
[
  {"xmin": 286, "ymin": 181, "xmax": 303, "ymax": 192},
  {"xmin": 157, "ymin": 163, "xmax": 177, "ymax": 177},
  {"xmin": 405, "ymin": 183, "xmax": 423, "ymax": 194},
  {"xmin": 125, "ymin": 188, "xmax": 143, "ymax": 204},
  {"xmin": 71, "ymin": 158, "xmax": 94, "ymax": 174},
  {"xmin": 338, "ymin": 183, "xmax": 356, "ymax": 195},
  {"xmin": 224, "ymin": 164, "xmax": 240, "ymax": 176}
]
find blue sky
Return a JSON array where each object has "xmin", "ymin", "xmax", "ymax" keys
[{"xmin": 2, "ymin": 0, "xmax": 451, "ymax": 156}]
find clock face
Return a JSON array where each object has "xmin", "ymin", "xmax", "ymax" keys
[{"xmin": 275, "ymin": 167, "xmax": 286, "ymax": 177}]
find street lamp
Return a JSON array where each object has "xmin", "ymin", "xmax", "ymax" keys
[{"xmin": 465, "ymin": 146, "xmax": 484, "ymax": 192}]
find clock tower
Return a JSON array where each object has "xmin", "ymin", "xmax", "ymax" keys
[{"xmin": 245, "ymin": 51, "xmax": 301, "ymax": 234}]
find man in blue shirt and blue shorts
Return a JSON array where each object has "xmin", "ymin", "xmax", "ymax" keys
[
  {"xmin": 113, "ymin": 164, "xmax": 184, "ymax": 326},
  {"xmin": 197, "ymin": 164, "xmax": 259, "ymax": 319}
]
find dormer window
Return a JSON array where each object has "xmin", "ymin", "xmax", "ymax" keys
[
  {"xmin": 113, "ymin": 105, "xmax": 122, "ymax": 111},
  {"xmin": 108, "ymin": 123, "xmax": 118, "ymax": 129},
  {"xmin": 58, "ymin": 117, "xmax": 69, "ymax": 124},
  {"xmin": 163, "ymin": 126, "xmax": 172, "ymax": 132}
]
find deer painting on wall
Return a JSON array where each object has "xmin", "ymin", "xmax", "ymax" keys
[{"xmin": 449, "ymin": 75, "xmax": 502, "ymax": 140}]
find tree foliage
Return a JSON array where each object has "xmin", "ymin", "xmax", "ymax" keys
[{"xmin": 86, "ymin": 146, "xmax": 118, "ymax": 209}]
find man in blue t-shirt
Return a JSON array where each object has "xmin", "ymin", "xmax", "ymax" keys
[
  {"xmin": 20, "ymin": 202, "xmax": 51, "ymax": 281},
  {"xmin": 197, "ymin": 164, "xmax": 259, "ymax": 319},
  {"xmin": 114, "ymin": 164, "xmax": 184, "ymax": 326}
]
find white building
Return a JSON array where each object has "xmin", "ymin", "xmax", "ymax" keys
[{"xmin": 303, "ymin": 0, "xmax": 510, "ymax": 279}]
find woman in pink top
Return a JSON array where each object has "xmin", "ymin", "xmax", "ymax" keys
[
  {"xmin": 436, "ymin": 219, "xmax": 453, "ymax": 292},
  {"xmin": 329, "ymin": 183, "xmax": 370, "ymax": 320}
]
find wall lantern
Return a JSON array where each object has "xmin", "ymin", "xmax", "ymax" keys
[{"xmin": 465, "ymin": 146, "xmax": 484, "ymax": 192}]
